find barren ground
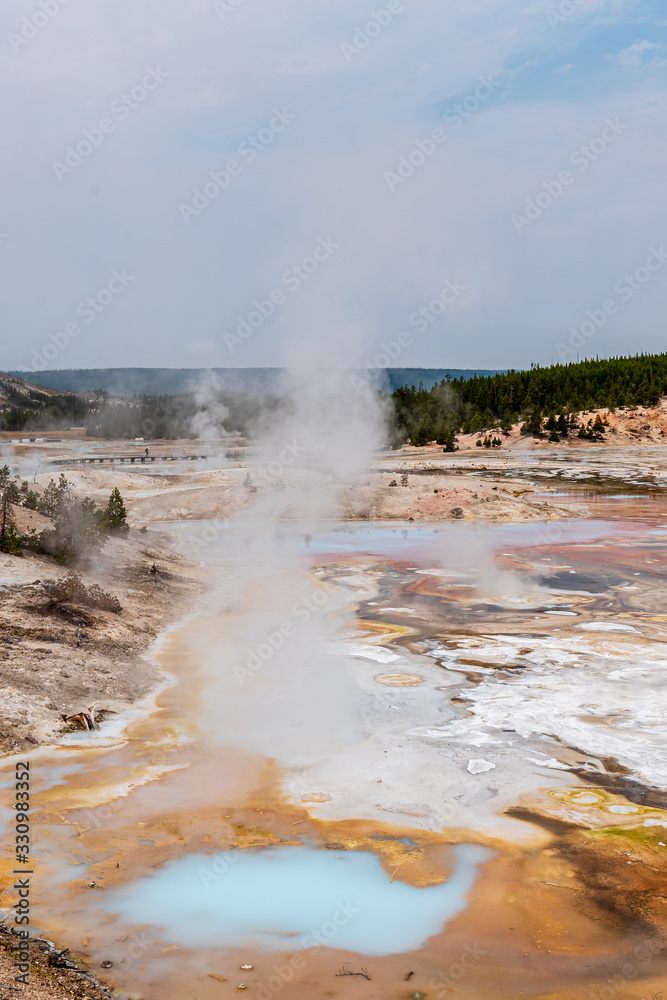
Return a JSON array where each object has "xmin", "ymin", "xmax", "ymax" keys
[{"xmin": 0, "ymin": 532, "xmax": 203, "ymax": 755}]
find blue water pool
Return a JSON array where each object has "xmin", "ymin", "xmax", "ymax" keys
[{"xmin": 105, "ymin": 843, "xmax": 489, "ymax": 955}]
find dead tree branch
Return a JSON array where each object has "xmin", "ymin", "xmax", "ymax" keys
[{"xmin": 335, "ymin": 967, "xmax": 371, "ymax": 981}]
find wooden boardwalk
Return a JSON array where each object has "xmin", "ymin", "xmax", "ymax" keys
[{"xmin": 46, "ymin": 453, "xmax": 235, "ymax": 467}]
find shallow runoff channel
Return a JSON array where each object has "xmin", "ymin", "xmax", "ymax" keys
[{"xmin": 2, "ymin": 504, "xmax": 667, "ymax": 999}]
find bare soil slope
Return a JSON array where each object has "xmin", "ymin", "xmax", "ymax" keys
[{"xmin": 0, "ymin": 533, "xmax": 202, "ymax": 754}]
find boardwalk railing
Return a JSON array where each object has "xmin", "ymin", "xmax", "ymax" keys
[{"xmin": 45, "ymin": 453, "xmax": 247, "ymax": 467}]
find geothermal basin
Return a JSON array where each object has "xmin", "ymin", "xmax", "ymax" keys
[{"xmin": 2, "ymin": 500, "xmax": 667, "ymax": 999}]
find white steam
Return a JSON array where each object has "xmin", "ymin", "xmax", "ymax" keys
[{"xmin": 187, "ymin": 368, "xmax": 390, "ymax": 768}]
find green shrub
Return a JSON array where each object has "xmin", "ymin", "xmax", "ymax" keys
[{"xmin": 98, "ymin": 488, "xmax": 129, "ymax": 534}]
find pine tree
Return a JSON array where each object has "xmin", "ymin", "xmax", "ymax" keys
[
  {"xmin": 433, "ymin": 419, "xmax": 448, "ymax": 445},
  {"xmin": 442, "ymin": 428, "xmax": 458, "ymax": 453},
  {"xmin": 23, "ymin": 490, "xmax": 39, "ymax": 511},
  {"xmin": 411, "ymin": 414, "xmax": 435, "ymax": 446},
  {"xmin": 0, "ymin": 488, "xmax": 21, "ymax": 555},
  {"xmin": 38, "ymin": 474, "xmax": 72, "ymax": 517},
  {"xmin": 482, "ymin": 407, "xmax": 495, "ymax": 430},
  {"xmin": 99, "ymin": 488, "xmax": 129, "ymax": 534},
  {"xmin": 38, "ymin": 497, "xmax": 104, "ymax": 563},
  {"xmin": 522, "ymin": 406, "xmax": 543, "ymax": 437}
]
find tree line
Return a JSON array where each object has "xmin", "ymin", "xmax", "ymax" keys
[
  {"xmin": 3, "ymin": 352, "xmax": 666, "ymax": 448},
  {"xmin": 390, "ymin": 352, "xmax": 667, "ymax": 447}
]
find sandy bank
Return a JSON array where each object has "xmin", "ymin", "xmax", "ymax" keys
[{"xmin": 0, "ymin": 531, "xmax": 203, "ymax": 754}]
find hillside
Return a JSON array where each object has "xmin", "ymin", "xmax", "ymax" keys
[
  {"xmin": 0, "ymin": 371, "xmax": 93, "ymax": 432},
  {"xmin": 0, "ymin": 372, "xmax": 81, "ymax": 407}
]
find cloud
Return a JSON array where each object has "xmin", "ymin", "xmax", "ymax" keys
[
  {"xmin": 617, "ymin": 39, "xmax": 667, "ymax": 69},
  {"xmin": 0, "ymin": 0, "xmax": 666, "ymax": 372}
]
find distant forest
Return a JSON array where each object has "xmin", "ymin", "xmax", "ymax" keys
[
  {"xmin": 0, "ymin": 385, "xmax": 92, "ymax": 432},
  {"xmin": 392, "ymin": 352, "xmax": 667, "ymax": 447},
  {"xmin": 2, "ymin": 353, "xmax": 666, "ymax": 444},
  {"xmin": 0, "ymin": 389, "xmax": 280, "ymax": 440}
]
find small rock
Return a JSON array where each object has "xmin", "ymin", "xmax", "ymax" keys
[
  {"xmin": 467, "ymin": 759, "xmax": 496, "ymax": 774},
  {"xmin": 101, "ymin": 960, "xmax": 113, "ymax": 968}
]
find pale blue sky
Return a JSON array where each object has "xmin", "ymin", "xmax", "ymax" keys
[{"xmin": 1, "ymin": 0, "xmax": 665, "ymax": 372}]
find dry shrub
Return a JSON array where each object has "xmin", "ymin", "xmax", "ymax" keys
[{"xmin": 42, "ymin": 574, "xmax": 122, "ymax": 613}]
